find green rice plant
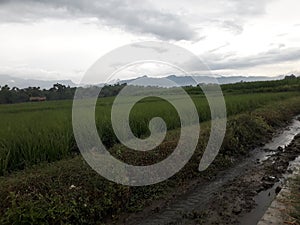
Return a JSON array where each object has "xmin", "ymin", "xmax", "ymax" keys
[{"xmin": 0, "ymin": 91, "xmax": 299, "ymax": 174}]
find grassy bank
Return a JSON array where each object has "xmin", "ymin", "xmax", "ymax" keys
[{"xmin": 0, "ymin": 96, "xmax": 300, "ymax": 224}]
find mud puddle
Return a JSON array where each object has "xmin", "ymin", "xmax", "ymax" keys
[
  {"xmin": 239, "ymin": 118, "xmax": 300, "ymax": 225},
  {"xmin": 238, "ymin": 177, "xmax": 283, "ymax": 225},
  {"xmin": 121, "ymin": 116, "xmax": 300, "ymax": 225},
  {"xmin": 241, "ymin": 156, "xmax": 300, "ymax": 225},
  {"xmin": 258, "ymin": 118, "xmax": 300, "ymax": 162}
]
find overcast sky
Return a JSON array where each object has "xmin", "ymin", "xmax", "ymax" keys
[{"xmin": 0, "ymin": 0, "xmax": 300, "ymax": 82}]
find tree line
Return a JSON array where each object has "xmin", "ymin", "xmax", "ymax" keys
[
  {"xmin": 185, "ymin": 75, "xmax": 300, "ymax": 95},
  {"xmin": 0, "ymin": 75, "xmax": 299, "ymax": 104},
  {"xmin": 0, "ymin": 83, "xmax": 127, "ymax": 104}
]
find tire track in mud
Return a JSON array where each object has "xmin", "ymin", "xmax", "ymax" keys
[
  {"xmin": 125, "ymin": 118, "xmax": 300, "ymax": 225},
  {"xmin": 127, "ymin": 159, "xmax": 253, "ymax": 225}
]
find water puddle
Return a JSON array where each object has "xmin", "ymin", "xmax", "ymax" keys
[
  {"xmin": 264, "ymin": 118, "xmax": 300, "ymax": 150},
  {"xmin": 239, "ymin": 116, "xmax": 300, "ymax": 225},
  {"xmin": 241, "ymin": 156, "xmax": 300, "ymax": 225},
  {"xmin": 239, "ymin": 181, "xmax": 283, "ymax": 225},
  {"xmin": 257, "ymin": 117, "xmax": 300, "ymax": 162}
]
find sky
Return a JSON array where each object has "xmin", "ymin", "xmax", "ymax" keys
[{"xmin": 0, "ymin": 0, "xmax": 300, "ymax": 83}]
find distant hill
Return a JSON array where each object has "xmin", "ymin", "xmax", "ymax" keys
[
  {"xmin": 118, "ymin": 75, "xmax": 284, "ymax": 87},
  {"xmin": 0, "ymin": 74, "xmax": 285, "ymax": 89},
  {"xmin": 0, "ymin": 75, "xmax": 76, "ymax": 89}
]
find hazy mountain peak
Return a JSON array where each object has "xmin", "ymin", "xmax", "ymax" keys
[{"xmin": 0, "ymin": 75, "xmax": 76, "ymax": 89}]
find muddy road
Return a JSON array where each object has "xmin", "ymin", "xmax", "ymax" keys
[{"xmin": 122, "ymin": 117, "xmax": 300, "ymax": 225}]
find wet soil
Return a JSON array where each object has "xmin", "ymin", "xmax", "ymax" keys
[
  {"xmin": 211, "ymin": 133, "xmax": 300, "ymax": 225},
  {"xmin": 119, "ymin": 118, "xmax": 300, "ymax": 225}
]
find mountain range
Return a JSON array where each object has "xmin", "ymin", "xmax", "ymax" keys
[
  {"xmin": 0, "ymin": 75, "xmax": 76, "ymax": 89},
  {"xmin": 0, "ymin": 74, "xmax": 285, "ymax": 89},
  {"xmin": 117, "ymin": 74, "xmax": 285, "ymax": 87}
]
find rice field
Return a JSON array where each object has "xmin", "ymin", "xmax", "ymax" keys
[{"xmin": 0, "ymin": 91, "xmax": 299, "ymax": 174}]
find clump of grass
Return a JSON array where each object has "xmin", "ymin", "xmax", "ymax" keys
[{"xmin": 0, "ymin": 157, "xmax": 131, "ymax": 225}]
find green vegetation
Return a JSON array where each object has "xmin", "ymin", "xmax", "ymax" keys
[
  {"xmin": 0, "ymin": 83, "xmax": 126, "ymax": 104},
  {"xmin": 185, "ymin": 74, "xmax": 300, "ymax": 95},
  {"xmin": 0, "ymin": 75, "xmax": 299, "ymax": 104},
  {"xmin": 0, "ymin": 78, "xmax": 299, "ymax": 224},
  {"xmin": 0, "ymin": 96, "xmax": 300, "ymax": 224},
  {"xmin": 221, "ymin": 75, "xmax": 300, "ymax": 94},
  {"xmin": 288, "ymin": 174, "xmax": 300, "ymax": 223},
  {"xmin": 0, "ymin": 91, "xmax": 299, "ymax": 174}
]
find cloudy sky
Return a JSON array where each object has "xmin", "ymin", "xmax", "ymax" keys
[{"xmin": 0, "ymin": 0, "xmax": 300, "ymax": 82}]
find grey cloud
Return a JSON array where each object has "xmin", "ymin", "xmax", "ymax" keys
[
  {"xmin": 131, "ymin": 43, "xmax": 169, "ymax": 53},
  {"xmin": 221, "ymin": 20, "xmax": 243, "ymax": 34},
  {"xmin": 0, "ymin": 0, "xmax": 274, "ymax": 40},
  {"xmin": 227, "ymin": 0, "xmax": 271, "ymax": 17},
  {"xmin": 208, "ymin": 43, "xmax": 230, "ymax": 53},
  {"xmin": 206, "ymin": 47, "xmax": 300, "ymax": 70},
  {"xmin": 0, "ymin": 0, "xmax": 198, "ymax": 41},
  {"xmin": 206, "ymin": 0, "xmax": 273, "ymax": 35},
  {"xmin": 206, "ymin": 18, "xmax": 244, "ymax": 35}
]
